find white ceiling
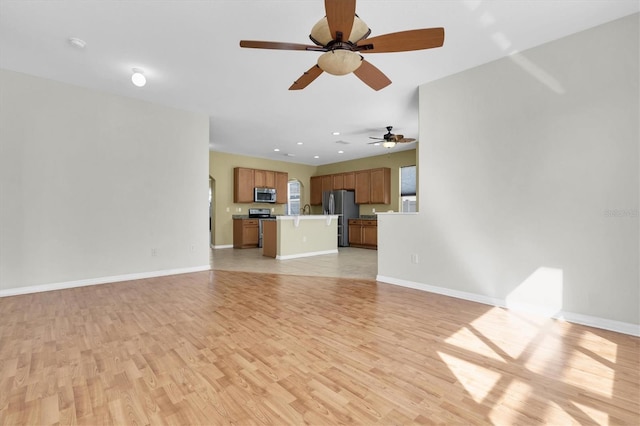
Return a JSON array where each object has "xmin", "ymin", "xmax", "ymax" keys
[{"xmin": 1, "ymin": 1, "xmax": 637, "ymax": 165}]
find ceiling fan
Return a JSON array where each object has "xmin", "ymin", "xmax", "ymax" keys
[
  {"xmin": 239, "ymin": 0, "xmax": 444, "ymax": 91},
  {"xmin": 369, "ymin": 126, "xmax": 416, "ymax": 148}
]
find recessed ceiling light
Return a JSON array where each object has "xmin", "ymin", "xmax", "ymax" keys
[
  {"xmin": 68, "ymin": 37, "xmax": 86, "ymax": 49},
  {"xmin": 131, "ymin": 68, "xmax": 146, "ymax": 87},
  {"xmin": 332, "ymin": 132, "xmax": 340, "ymax": 136},
  {"xmin": 286, "ymin": 153, "xmax": 296, "ymax": 157},
  {"xmin": 274, "ymin": 148, "xmax": 280, "ymax": 152},
  {"xmin": 338, "ymin": 150, "xmax": 344, "ymax": 154},
  {"xmin": 314, "ymin": 155, "xmax": 320, "ymax": 159},
  {"xmin": 297, "ymin": 142, "xmax": 303, "ymax": 145}
]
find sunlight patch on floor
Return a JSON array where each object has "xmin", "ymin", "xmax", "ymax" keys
[
  {"xmin": 444, "ymin": 326, "xmax": 505, "ymax": 362},
  {"xmin": 437, "ymin": 352, "xmax": 501, "ymax": 404}
]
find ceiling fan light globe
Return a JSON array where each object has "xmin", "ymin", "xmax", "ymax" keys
[
  {"xmin": 318, "ymin": 50, "xmax": 362, "ymax": 75},
  {"xmin": 310, "ymin": 16, "xmax": 370, "ymax": 45},
  {"xmin": 382, "ymin": 141, "xmax": 396, "ymax": 148}
]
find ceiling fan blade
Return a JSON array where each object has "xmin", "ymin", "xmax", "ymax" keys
[
  {"xmin": 353, "ymin": 60, "xmax": 391, "ymax": 91},
  {"xmin": 398, "ymin": 138, "xmax": 417, "ymax": 143},
  {"xmin": 369, "ymin": 136, "xmax": 384, "ymax": 140},
  {"xmin": 289, "ymin": 65, "xmax": 324, "ymax": 90},
  {"xmin": 325, "ymin": 0, "xmax": 356, "ymax": 41},
  {"xmin": 356, "ymin": 27, "xmax": 445, "ymax": 53},
  {"xmin": 240, "ymin": 40, "xmax": 324, "ymax": 51}
]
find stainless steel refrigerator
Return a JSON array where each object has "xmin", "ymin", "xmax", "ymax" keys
[{"xmin": 322, "ymin": 190, "xmax": 359, "ymax": 247}]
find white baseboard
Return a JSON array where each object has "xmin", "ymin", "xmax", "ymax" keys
[
  {"xmin": 376, "ymin": 275, "xmax": 640, "ymax": 337},
  {"xmin": 0, "ymin": 265, "xmax": 211, "ymax": 298},
  {"xmin": 212, "ymin": 244, "xmax": 233, "ymax": 249},
  {"xmin": 276, "ymin": 249, "xmax": 339, "ymax": 260}
]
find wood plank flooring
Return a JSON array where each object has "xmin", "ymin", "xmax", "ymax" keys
[{"xmin": 0, "ymin": 269, "xmax": 638, "ymax": 425}]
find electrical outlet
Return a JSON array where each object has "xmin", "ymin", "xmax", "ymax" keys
[
  {"xmin": 411, "ymin": 253, "xmax": 419, "ymax": 264},
  {"xmin": 151, "ymin": 248, "xmax": 157, "ymax": 257},
  {"xmin": 226, "ymin": 207, "xmax": 230, "ymax": 212}
]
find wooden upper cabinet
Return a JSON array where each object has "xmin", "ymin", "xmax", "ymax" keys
[
  {"xmin": 354, "ymin": 170, "xmax": 370, "ymax": 204},
  {"xmin": 321, "ymin": 175, "xmax": 332, "ymax": 194},
  {"xmin": 275, "ymin": 172, "xmax": 288, "ymax": 204},
  {"xmin": 235, "ymin": 167, "xmax": 286, "ymax": 204},
  {"xmin": 254, "ymin": 169, "xmax": 275, "ymax": 188},
  {"xmin": 264, "ymin": 171, "xmax": 276, "ymax": 188},
  {"xmin": 343, "ymin": 172, "xmax": 355, "ymax": 190},
  {"xmin": 370, "ymin": 167, "xmax": 391, "ymax": 204},
  {"xmin": 310, "ymin": 175, "xmax": 323, "ymax": 205},
  {"xmin": 254, "ymin": 169, "xmax": 265, "ymax": 188},
  {"xmin": 234, "ymin": 167, "xmax": 254, "ymax": 203},
  {"xmin": 332, "ymin": 173, "xmax": 344, "ymax": 190}
]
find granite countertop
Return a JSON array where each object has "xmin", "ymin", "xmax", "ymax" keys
[{"xmin": 359, "ymin": 215, "xmax": 377, "ymax": 220}]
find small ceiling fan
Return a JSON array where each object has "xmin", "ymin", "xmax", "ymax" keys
[
  {"xmin": 239, "ymin": 0, "xmax": 444, "ymax": 91},
  {"xmin": 369, "ymin": 126, "xmax": 416, "ymax": 148}
]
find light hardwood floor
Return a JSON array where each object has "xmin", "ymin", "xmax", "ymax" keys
[{"xmin": 0, "ymin": 249, "xmax": 638, "ymax": 424}]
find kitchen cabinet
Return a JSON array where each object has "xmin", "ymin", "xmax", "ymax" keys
[
  {"xmin": 332, "ymin": 173, "xmax": 344, "ymax": 190},
  {"xmin": 234, "ymin": 167, "xmax": 254, "ymax": 203},
  {"xmin": 348, "ymin": 219, "xmax": 377, "ymax": 249},
  {"xmin": 322, "ymin": 175, "xmax": 332, "ymax": 194},
  {"xmin": 370, "ymin": 167, "xmax": 391, "ymax": 204},
  {"xmin": 310, "ymin": 176, "xmax": 323, "ymax": 205},
  {"xmin": 255, "ymin": 169, "xmax": 275, "ymax": 188},
  {"xmin": 309, "ymin": 175, "xmax": 333, "ymax": 205},
  {"xmin": 233, "ymin": 218, "xmax": 259, "ymax": 248},
  {"xmin": 355, "ymin": 167, "xmax": 390, "ymax": 204},
  {"xmin": 234, "ymin": 167, "xmax": 288, "ymax": 204},
  {"xmin": 310, "ymin": 167, "xmax": 389, "ymax": 205},
  {"xmin": 343, "ymin": 172, "xmax": 355, "ymax": 190},
  {"xmin": 354, "ymin": 170, "xmax": 370, "ymax": 204},
  {"xmin": 275, "ymin": 172, "xmax": 288, "ymax": 204}
]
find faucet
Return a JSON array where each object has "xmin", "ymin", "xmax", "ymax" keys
[{"xmin": 302, "ymin": 204, "xmax": 311, "ymax": 215}]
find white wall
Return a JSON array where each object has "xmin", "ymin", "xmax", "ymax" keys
[
  {"xmin": 378, "ymin": 14, "xmax": 639, "ymax": 333},
  {"xmin": 0, "ymin": 69, "xmax": 210, "ymax": 294}
]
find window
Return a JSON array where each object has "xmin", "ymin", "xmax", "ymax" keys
[
  {"xmin": 287, "ymin": 180, "xmax": 301, "ymax": 215},
  {"xmin": 400, "ymin": 165, "xmax": 417, "ymax": 212}
]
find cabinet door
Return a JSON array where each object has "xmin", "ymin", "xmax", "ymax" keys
[
  {"xmin": 310, "ymin": 176, "xmax": 323, "ymax": 205},
  {"xmin": 362, "ymin": 221, "xmax": 378, "ymax": 248},
  {"xmin": 275, "ymin": 172, "xmax": 288, "ymax": 204},
  {"xmin": 343, "ymin": 172, "xmax": 355, "ymax": 190},
  {"xmin": 234, "ymin": 167, "xmax": 255, "ymax": 203},
  {"xmin": 254, "ymin": 169, "xmax": 265, "ymax": 188},
  {"xmin": 264, "ymin": 171, "xmax": 276, "ymax": 188},
  {"xmin": 243, "ymin": 223, "xmax": 259, "ymax": 246},
  {"xmin": 332, "ymin": 173, "xmax": 344, "ymax": 190},
  {"xmin": 321, "ymin": 175, "xmax": 332, "ymax": 194},
  {"xmin": 348, "ymin": 220, "xmax": 363, "ymax": 245},
  {"xmin": 355, "ymin": 170, "xmax": 370, "ymax": 204},
  {"xmin": 370, "ymin": 168, "xmax": 391, "ymax": 204}
]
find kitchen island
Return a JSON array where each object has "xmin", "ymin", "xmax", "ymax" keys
[{"xmin": 262, "ymin": 215, "xmax": 339, "ymax": 259}]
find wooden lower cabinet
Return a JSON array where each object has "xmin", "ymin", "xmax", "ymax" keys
[
  {"xmin": 348, "ymin": 219, "xmax": 377, "ymax": 249},
  {"xmin": 233, "ymin": 219, "xmax": 259, "ymax": 248}
]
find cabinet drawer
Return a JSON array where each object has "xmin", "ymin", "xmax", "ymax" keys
[
  {"xmin": 362, "ymin": 220, "xmax": 377, "ymax": 226},
  {"xmin": 243, "ymin": 219, "xmax": 258, "ymax": 226}
]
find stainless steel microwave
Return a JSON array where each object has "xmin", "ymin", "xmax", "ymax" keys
[{"xmin": 254, "ymin": 187, "xmax": 276, "ymax": 203}]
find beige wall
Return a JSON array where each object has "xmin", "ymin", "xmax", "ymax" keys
[{"xmin": 209, "ymin": 149, "xmax": 417, "ymax": 246}]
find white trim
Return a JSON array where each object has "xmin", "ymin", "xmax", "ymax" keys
[
  {"xmin": 276, "ymin": 249, "xmax": 338, "ymax": 260},
  {"xmin": 376, "ymin": 275, "xmax": 640, "ymax": 337},
  {"xmin": 0, "ymin": 265, "xmax": 211, "ymax": 298},
  {"xmin": 212, "ymin": 244, "xmax": 233, "ymax": 249}
]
